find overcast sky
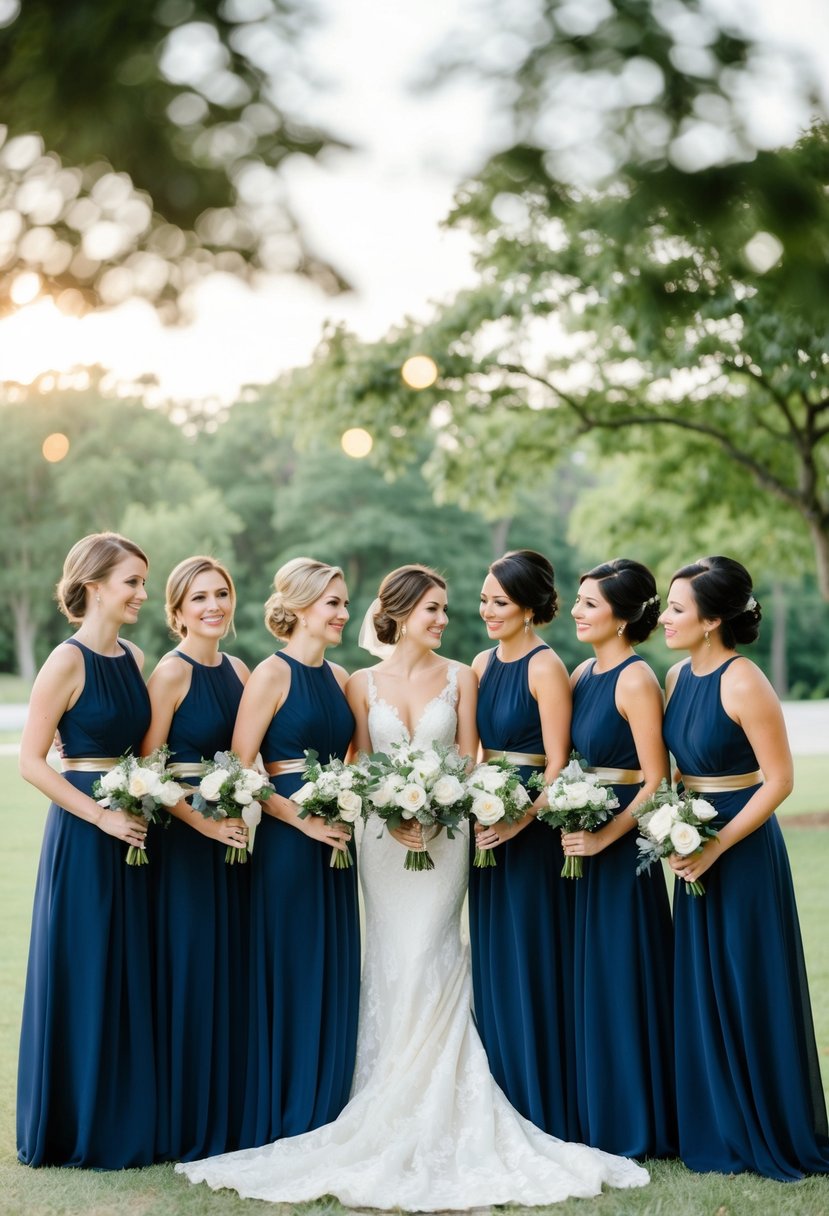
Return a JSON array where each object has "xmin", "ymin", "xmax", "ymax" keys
[{"xmin": 1, "ymin": 0, "xmax": 827, "ymax": 403}]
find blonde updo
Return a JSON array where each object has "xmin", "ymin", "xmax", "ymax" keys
[
  {"xmin": 56, "ymin": 532, "xmax": 148, "ymax": 624},
  {"xmin": 165, "ymin": 555, "xmax": 236, "ymax": 640},
  {"xmin": 374, "ymin": 564, "xmax": 447, "ymax": 645},
  {"xmin": 265, "ymin": 557, "xmax": 345, "ymax": 641}
]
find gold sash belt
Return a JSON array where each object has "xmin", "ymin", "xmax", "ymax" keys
[
  {"xmin": 680, "ymin": 770, "xmax": 763, "ymax": 793},
  {"xmin": 166, "ymin": 762, "xmax": 208, "ymax": 780},
  {"xmin": 586, "ymin": 766, "xmax": 643, "ymax": 785},
  {"xmin": 62, "ymin": 757, "xmax": 119, "ymax": 773},
  {"xmin": 267, "ymin": 757, "xmax": 307, "ymax": 776},
  {"xmin": 482, "ymin": 749, "xmax": 547, "ymax": 768}
]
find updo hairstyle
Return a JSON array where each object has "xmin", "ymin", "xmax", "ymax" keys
[
  {"xmin": 56, "ymin": 532, "xmax": 148, "ymax": 624},
  {"xmin": 374, "ymin": 565, "xmax": 447, "ymax": 645},
  {"xmin": 165, "ymin": 555, "xmax": 236, "ymax": 640},
  {"xmin": 671, "ymin": 555, "xmax": 762, "ymax": 648},
  {"xmin": 581, "ymin": 558, "xmax": 660, "ymax": 643},
  {"xmin": 489, "ymin": 550, "xmax": 558, "ymax": 624},
  {"xmin": 265, "ymin": 557, "xmax": 344, "ymax": 641}
]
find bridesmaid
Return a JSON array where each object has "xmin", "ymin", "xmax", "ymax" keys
[
  {"xmin": 470, "ymin": 549, "xmax": 577, "ymax": 1139},
  {"xmin": 17, "ymin": 532, "xmax": 155, "ymax": 1168},
  {"xmin": 661, "ymin": 555, "xmax": 829, "ymax": 1179},
  {"xmin": 562, "ymin": 559, "xmax": 676, "ymax": 1158},
  {"xmin": 235, "ymin": 558, "xmax": 360, "ymax": 1147},
  {"xmin": 142, "ymin": 556, "xmax": 251, "ymax": 1161}
]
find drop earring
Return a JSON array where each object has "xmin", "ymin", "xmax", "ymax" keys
[
  {"xmin": 401, "ymin": 623, "xmax": 407, "ymax": 639},
  {"xmin": 96, "ymin": 593, "xmax": 101, "ymax": 605},
  {"xmin": 523, "ymin": 617, "xmax": 530, "ymax": 634},
  {"xmin": 704, "ymin": 629, "xmax": 710, "ymax": 648},
  {"xmin": 617, "ymin": 624, "xmax": 625, "ymax": 637}
]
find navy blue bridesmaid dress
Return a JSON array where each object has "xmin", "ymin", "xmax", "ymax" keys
[
  {"xmin": 153, "ymin": 652, "xmax": 248, "ymax": 1161},
  {"xmin": 665, "ymin": 657, "xmax": 829, "ymax": 1179},
  {"xmin": 241, "ymin": 652, "xmax": 360, "ymax": 1147},
  {"xmin": 17, "ymin": 639, "xmax": 155, "ymax": 1168},
  {"xmin": 469, "ymin": 644, "xmax": 578, "ymax": 1140},
  {"xmin": 570, "ymin": 656, "xmax": 676, "ymax": 1158}
]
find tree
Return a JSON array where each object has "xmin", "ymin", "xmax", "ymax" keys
[
  {"xmin": 0, "ymin": 0, "xmax": 345, "ymax": 316},
  {"xmin": 275, "ymin": 122, "xmax": 829, "ymax": 598}
]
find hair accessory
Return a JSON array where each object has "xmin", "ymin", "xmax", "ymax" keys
[
  {"xmin": 643, "ymin": 595, "xmax": 659, "ymax": 607},
  {"xmin": 357, "ymin": 598, "xmax": 396, "ymax": 659},
  {"xmin": 744, "ymin": 595, "xmax": 757, "ymax": 612}
]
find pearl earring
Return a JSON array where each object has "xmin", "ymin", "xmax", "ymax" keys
[
  {"xmin": 96, "ymin": 593, "xmax": 101, "ymax": 605},
  {"xmin": 523, "ymin": 617, "xmax": 530, "ymax": 634},
  {"xmin": 401, "ymin": 623, "xmax": 407, "ymax": 639},
  {"xmin": 617, "ymin": 624, "xmax": 625, "ymax": 637}
]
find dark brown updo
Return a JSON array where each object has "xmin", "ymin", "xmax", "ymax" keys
[
  {"xmin": 580, "ymin": 558, "xmax": 660, "ymax": 644},
  {"xmin": 489, "ymin": 550, "xmax": 558, "ymax": 624},
  {"xmin": 56, "ymin": 532, "xmax": 148, "ymax": 624},
  {"xmin": 374, "ymin": 564, "xmax": 447, "ymax": 645},
  {"xmin": 671, "ymin": 555, "xmax": 762, "ymax": 648}
]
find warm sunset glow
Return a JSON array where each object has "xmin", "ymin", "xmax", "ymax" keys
[
  {"xmin": 42, "ymin": 432, "xmax": 70, "ymax": 462},
  {"xmin": 341, "ymin": 427, "xmax": 373, "ymax": 458},
  {"xmin": 10, "ymin": 271, "xmax": 42, "ymax": 306},
  {"xmin": 401, "ymin": 354, "xmax": 438, "ymax": 390}
]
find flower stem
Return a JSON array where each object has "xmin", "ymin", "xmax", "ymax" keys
[
  {"xmin": 559, "ymin": 855, "xmax": 583, "ymax": 879},
  {"xmin": 473, "ymin": 847, "xmax": 498, "ymax": 868},
  {"xmin": 330, "ymin": 847, "xmax": 353, "ymax": 869},
  {"xmin": 405, "ymin": 848, "xmax": 435, "ymax": 871}
]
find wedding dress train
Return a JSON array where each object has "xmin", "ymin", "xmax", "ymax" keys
[{"xmin": 177, "ymin": 664, "xmax": 649, "ymax": 1209}]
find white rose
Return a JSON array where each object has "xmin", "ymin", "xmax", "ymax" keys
[
  {"xmin": 291, "ymin": 781, "xmax": 318, "ymax": 806},
  {"xmin": 99, "ymin": 767, "xmax": 125, "ymax": 793},
  {"xmin": 317, "ymin": 772, "xmax": 340, "ymax": 798},
  {"xmin": 337, "ymin": 768, "xmax": 355, "ymax": 789},
  {"xmin": 242, "ymin": 768, "xmax": 266, "ymax": 792},
  {"xmin": 470, "ymin": 764, "xmax": 504, "ymax": 794},
  {"xmin": 471, "ymin": 792, "xmax": 505, "ymax": 826},
  {"xmin": 432, "ymin": 774, "xmax": 465, "ymax": 807},
  {"xmin": 200, "ymin": 768, "xmax": 230, "ymax": 802},
  {"xmin": 128, "ymin": 769, "xmax": 160, "ymax": 799},
  {"xmin": 369, "ymin": 780, "xmax": 393, "ymax": 808},
  {"xmin": 670, "ymin": 821, "xmax": 702, "ymax": 855},
  {"xmin": 512, "ymin": 783, "xmax": 531, "ymax": 809},
  {"xmin": 232, "ymin": 786, "xmax": 254, "ymax": 806},
  {"xmin": 411, "ymin": 751, "xmax": 442, "ymax": 783},
  {"xmin": 692, "ymin": 798, "xmax": 718, "ymax": 822},
  {"xmin": 158, "ymin": 780, "xmax": 185, "ymax": 808},
  {"xmin": 647, "ymin": 804, "xmax": 676, "ymax": 843},
  {"xmin": 337, "ymin": 789, "xmax": 362, "ymax": 823},
  {"xmin": 397, "ymin": 783, "xmax": 427, "ymax": 818},
  {"xmin": 564, "ymin": 781, "xmax": 594, "ymax": 808}
]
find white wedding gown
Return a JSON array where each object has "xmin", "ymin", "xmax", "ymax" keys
[{"xmin": 177, "ymin": 664, "xmax": 649, "ymax": 1210}]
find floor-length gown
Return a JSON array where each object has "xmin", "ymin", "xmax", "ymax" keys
[
  {"xmin": 570, "ymin": 656, "xmax": 676, "ymax": 1158},
  {"xmin": 665, "ymin": 657, "xmax": 829, "ymax": 1179},
  {"xmin": 17, "ymin": 638, "xmax": 155, "ymax": 1168},
  {"xmin": 469, "ymin": 644, "xmax": 578, "ymax": 1139},
  {"xmin": 239, "ymin": 651, "xmax": 360, "ymax": 1148},
  {"xmin": 153, "ymin": 651, "xmax": 248, "ymax": 1161},
  {"xmin": 177, "ymin": 662, "xmax": 649, "ymax": 1209}
]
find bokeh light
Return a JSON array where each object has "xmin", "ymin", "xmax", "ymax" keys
[
  {"xmin": 401, "ymin": 354, "xmax": 438, "ymax": 389},
  {"xmin": 10, "ymin": 271, "xmax": 41, "ymax": 305},
  {"xmin": 42, "ymin": 432, "xmax": 70, "ymax": 462},
  {"xmin": 341, "ymin": 427, "xmax": 373, "ymax": 458}
]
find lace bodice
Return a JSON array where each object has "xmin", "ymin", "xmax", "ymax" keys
[{"xmin": 365, "ymin": 662, "xmax": 458, "ymax": 753}]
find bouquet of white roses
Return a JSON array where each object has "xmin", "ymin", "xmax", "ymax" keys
[
  {"xmin": 466, "ymin": 757, "xmax": 532, "ymax": 868},
  {"xmin": 529, "ymin": 753, "xmax": 620, "ymax": 878},
  {"xmin": 364, "ymin": 742, "xmax": 471, "ymax": 872},
  {"xmin": 631, "ymin": 778, "xmax": 719, "ymax": 896},
  {"xmin": 92, "ymin": 745, "xmax": 186, "ymax": 865},
  {"xmin": 291, "ymin": 750, "xmax": 367, "ymax": 870},
  {"xmin": 190, "ymin": 750, "xmax": 274, "ymax": 864}
]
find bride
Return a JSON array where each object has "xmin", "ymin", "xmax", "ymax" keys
[{"xmin": 177, "ymin": 565, "xmax": 649, "ymax": 1209}]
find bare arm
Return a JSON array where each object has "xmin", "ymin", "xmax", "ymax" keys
[
  {"xmin": 19, "ymin": 644, "xmax": 147, "ymax": 848},
  {"xmin": 345, "ymin": 670, "xmax": 372, "ymax": 758},
  {"xmin": 668, "ymin": 657, "xmax": 793, "ymax": 883},
  {"xmin": 454, "ymin": 664, "xmax": 479, "ymax": 765}
]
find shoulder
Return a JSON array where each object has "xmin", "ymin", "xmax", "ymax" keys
[
  {"xmin": 569, "ymin": 657, "xmax": 592, "ymax": 688},
  {"xmin": 449, "ymin": 661, "xmax": 477, "ymax": 695},
  {"xmin": 249, "ymin": 652, "xmax": 291, "ymax": 692},
  {"xmin": 327, "ymin": 660, "xmax": 350, "ymax": 692},
  {"xmin": 346, "ymin": 667, "xmax": 373, "ymax": 694},
  {"xmin": 43, "ymin": 639, "xmax": 85, "ymax": 677},
  {"xmin": 225, "ymin": 654, "xmax": 251, "ymax": 684},
  {"xmin": 471, "ymin": 648, "xmax": 493, "ymax": 679},
  {"xmin": 147, "ymin": 651, "xmax": 190, "ymax": 695},
  {"xmin": 529, "ymin": 646, "xmax": 569, "ymax": 682},
  {"xmin": 617, "ymin": 657, "xmax": 661, "ymax": 695},
  {"xmin": 119, "ymin": 637, "xmax": 145, "ymax": 669},
  {"xmin": 720, "ymin": 654, "xmax": 773, "ymax": 704},
  {"xmin": 664, "ymin": 658, "xmax": 689, "ymax": 698}
]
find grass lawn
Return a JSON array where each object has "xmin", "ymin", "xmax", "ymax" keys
[{"xmin": 1, "ymin": 756, "xmax": 828, "ymax": 1216}]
